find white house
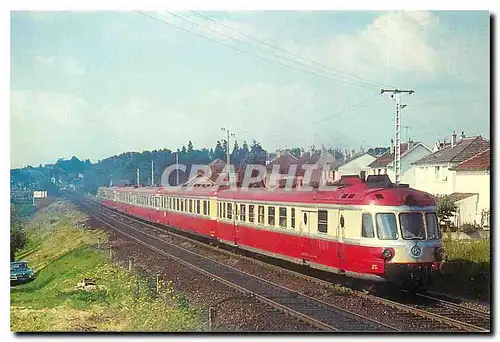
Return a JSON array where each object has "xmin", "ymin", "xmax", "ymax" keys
[
  {"xmin": 334, "ymin": 152, "xmax": 376, "ymax": 181},
  {"xmin": 449, "ymin": 149, "xmax": 490, "ymax": 227},
  {"xmin": 411, "ymin": 135, "xmax": 490, "ymax": 196},
  {"xmin": 367, "ymin": 140, "xmax": 432, "ymax": 187}
]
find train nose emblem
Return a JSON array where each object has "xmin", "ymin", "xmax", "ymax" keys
[{"xmin": 411, "ymin": 244, "xmax": 422, "ymax": 257}]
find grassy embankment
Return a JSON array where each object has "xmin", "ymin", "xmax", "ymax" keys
[
  {"xmin": 434, "ymin": 238, "xmax": 490, "ymax": 301},
  {"xmin": 11, "ymin": 200, "xmax": 203, "ymax": 332}
]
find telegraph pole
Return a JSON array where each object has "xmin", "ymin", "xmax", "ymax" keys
[
  {"xmin": 151, "ymin": 160, "xmax": 154, "ymax": 186},
  {"xmin": 381, "ymin": 89, "xmax": 414, "ymax": 185},
  {"xmin": 221, "ymin": 127, "xmax": 235, "ymax": 184}
]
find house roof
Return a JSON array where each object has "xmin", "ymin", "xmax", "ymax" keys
[
  {"xmin": 368, "ymin": 142, "xmax": 414, "ymax": 168},
  {"xmin": 335, "ymin": 152, "xmax": 375, "ymax": 169},
  {"xmin": 412, "ymin": 136, "xmax": 489, "ymax": 166},
  {"xmin": 450, "ymin": 149, "xmax": 490, "ymax": 171},
  {"xmin": 446, "ymin": 192, "xmax": 478, "ymax": 202}
]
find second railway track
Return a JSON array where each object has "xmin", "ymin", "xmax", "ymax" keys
[{"xmin": 69, "ymin": 193, "xmax": 490, "ymax": 333}]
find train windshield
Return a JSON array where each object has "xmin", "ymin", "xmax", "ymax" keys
[
  {"xmin": 376, "ymin": 213, "xmax": 398, "ymax": 240},
  {"xmin": 425, "ymin": 213, "xmax": 440, "ymax": 240},
  {"xmin": 399, "ymin": 213, "xmax": 426, "ymax": 240}
]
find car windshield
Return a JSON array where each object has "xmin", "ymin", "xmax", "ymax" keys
[
  {"xmin": 11, "ymin": 263, "xmax": 28, "ymax": 270},
  {"xmin": 425, "ymin": 213, "xmax": 440, "ymax": 240},
  {"xmin": 399, "ymin": 213, "xmax": 426, "ymax": 240}
]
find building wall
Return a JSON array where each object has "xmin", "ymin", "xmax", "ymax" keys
[
  {"xmin": 412, "ymin": 162, "xmax": 456, "ymax": 195},
  {"xmin": 455, "ymin": 171, "xmax": 490, "ymax": 219},
  {"xmin": 337, "ymin": 154, "xmax": 376, "ymax": 180},
  {"xmin": 454, "ymin": 195, "xmax": 480, "ymax": 226}
]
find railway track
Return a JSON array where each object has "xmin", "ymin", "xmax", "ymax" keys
[
  {"xmin": 71, "ymin": 194, "xmax": 394, "ymax": 332},
  {"xmin": 70, "ymin": 193, "xmax": 490, "ymax": 332}
]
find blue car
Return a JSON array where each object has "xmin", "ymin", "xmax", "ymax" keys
[{"xmin": 10, "ymin": 261, "xmax": 36, "ymax": 285}]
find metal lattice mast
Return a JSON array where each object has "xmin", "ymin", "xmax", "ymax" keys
[
  {"xmin": 381, "ymin": 89, "xmax": 414, "ymax": 185},
  {"xmin": 221, "ymin": 127, "xmax": 235, "ymax": 184}
]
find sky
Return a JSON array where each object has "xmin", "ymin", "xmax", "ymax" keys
[{"xmin": 10, "ymin": 10, "xmax": 490, "ymax": 168}]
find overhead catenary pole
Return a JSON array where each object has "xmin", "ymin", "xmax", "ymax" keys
[
  {"xmin": 380, "ymin": 88, "xmax": 414, "ymax": 185},
  {"xmin": 151, "ymin": 160, "xmax": 154, "ymax": 186},
  {"xmin": 176, "ymin": 152, "xmax": 180, "ymax": 186},
  {"xmin": 221, "ymin": 128, "xmax": 235, "ymax": 184},
  {"xmin": 136, "ymin": 168, "xmax": 140, "ymax": 186}
]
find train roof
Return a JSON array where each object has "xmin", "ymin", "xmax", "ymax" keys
[{"xmin": 103, "ymin": 175, "xmax": 436, "ymax": 207}]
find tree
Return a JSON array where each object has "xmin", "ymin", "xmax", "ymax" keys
[
  {"xmin": 187, "ymin": 140, "xmax": 194, "ymax": 152},
  {"xmin": 436, "ymin": 195, "xmax": 458, "ymax": 232},
  {"xmin": 213, "ymin": 141, "xmax": 225, "ymax": 160},
  {"xmin": 10, "ymin": 204, "xmax": 30, "ymax": 261}
]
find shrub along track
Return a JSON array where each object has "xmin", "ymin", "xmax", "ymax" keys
[{"xmin": 70, "ymin": 193, "xmax": 489, "ymax": 332}]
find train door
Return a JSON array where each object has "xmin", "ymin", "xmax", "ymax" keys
[
  {"xmin": 337, "ymin": 210, "xmax": 346, "ymax": 271},
  {"xmin": 300, "ymin": 209, "xmax": 316, "ymax": 262}
]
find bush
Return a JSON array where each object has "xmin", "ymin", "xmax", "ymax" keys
[{"xmin": 461, "ymin": 223, "xmax": 481, "ymax": 233}]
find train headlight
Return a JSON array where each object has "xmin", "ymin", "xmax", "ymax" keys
[
  {"xmin": 382, "ymin": 248, "xmax": 395, "ymax": 261},
  {"xmin": 435, "ymin": 247, "xmax": 444, "ymax": 261}
]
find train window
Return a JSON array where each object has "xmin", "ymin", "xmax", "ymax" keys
[
  {"xmin": 268, "ymin": 207, "xmax": 275, "ymax": 226},
  {"xmin": 361, "ymin": 213, "xmax": 375, "ymax": 238},
  {"xmin": 376, "ymin": 213, "xmax": 398, "ymax": 240},
  {"xmin": 184, "ymin": 199, "xmax": 188, "ymax": 212},
  {"xmin": 203, "ymin": 201, "xmax": 208, "ymax": 215},
  {"xmin": 318, "ymin": 210, "xmax": 328, "ymax": 233},
  {"xmin": 340, "ymin": 215, "xmax": 345, "ymax": 228},
  {"xmin": 291, "ymin": 208, "xmax": 295, "ymax": 228},
  {"xmin": 223, "ymin": 203, "xmax": 226, "ymax": 218},
  {"xmin": 279, "ymin": 207, "xmax": 287, "ymax": 228},
  {"xmin": 181, "ymin": 199, "xmax": 185, "ymax": 212},
  {"xmin": 258, "ymin": 206, "xmax": 265, "ymax": 224},
  {"xmin": 176, "ymin": 198, "xmax": 179, "ymax": 211},
  {"xmin": 189, "ymin": 199, "xmax": 193, "ymax": 213},
  {"xmin": 248, "ymin": 205, "xmax": 255, "ymax": 223},
  {"xmin": 227, "ymin": 203, "xmax": 233, "ymax": 219},
  {"xmin": 400, "ymin": 213, "xmax": 425, "ymax": 240},
  {"xmin": 155, "ymin": 197, "xmax": 160, "ymax": 208},
  {"xmin": 304, "ymin": 213, "xmax": 308, "ymax": 225},
  {"xmin": 207, "ymin": 201, "xmax": 210, "ymax": 216},
  {"xmin": 425, "ymin": 213, "xmax": 440, "ymax": 240},
  {"xmin": 240, "ymin": 204, "xmax": 246, "ymax": 221},
  {"xmin": 196, "ymin": 200, "xmax": 200, "ymax": 214}
]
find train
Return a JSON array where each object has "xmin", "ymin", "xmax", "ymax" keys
[{"xmin": 97, "ymin": 174, "xmax": 444, "ymax": 288}]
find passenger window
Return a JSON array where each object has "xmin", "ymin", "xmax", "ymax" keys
[
  {"xmin": 176, "ymin": 198, "xmax": 180, "ymax": 211},
  {"xmin": 203, "ymin": 201, "xmax": 208, "ymax": 215},
  {"xmin": 426, "ymin": 213, "xmax": 440, "ymax": 240},
  {"xmin": 318, "ymin": 210, "xmax": 328, "ymax": 233},
  {"xmin": 291, "ymin": 208, "xmax": 295, "ymax": 228},
  {"xmin": 240, "ymin": 204, "xmax": 246, "ymax": 221},
  {"xmin": 249, "ymin": 205, "xmax": 255, "ymax": 222},
  {"xmin": 268, "ymin": 207, "xmax": 275, "ymax": 226},
  {"xmin": 258, "ymin": 206, "xmax": 265, "ymax": 224},
  {"xmin": 181, "ymin": 199, "xmax": 184, "ymax": 212},
  {"xmin": 227, "ymin": 203, "xmax": 233, "ymax": 219},
  {"xmin": 361, "ymin": 213, "xmax": 375, "ymax": 238},
  {"xmin": 207, "ymin": 201, "xmax": 210, "ymax": 216},
  {"xmin": 196, "ymin": 200, "xmax": 200, "ymax": 214},
  {"xmin": 223, "ymin": 203, "xmax": 226, "ymax": 218},
  {"xmin": 189, "ymin": 199, "xmax": 193, "ymax": 213},
  {"xmin": 376, "ymin": 213, "xmax": 398, "ymax": 240},
  {"xmin": 279, "ymin": 207, "xmax": 287, "ymax": 228}
]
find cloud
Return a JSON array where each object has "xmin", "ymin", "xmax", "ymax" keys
[
  {"xmin": 310, "ymin": 11, "xmax": 486, "ymax": 85},
  {"xmin": 35, "ymin": 54, "xmax": 86, "ymax": 76}
]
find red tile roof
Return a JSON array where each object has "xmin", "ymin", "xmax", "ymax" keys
[
  {"xmin": 446, "ymin": 192, "xmax": 478, "ymax": 202},
  {"xmin": 368, "ymin": 142, "xmax": 413, "ymax": 168},
  {"xmin": 413, "ymin": 136, "xmax": 489, "ymax": 165},
  {"xmin": 450, "ymin": 149, "xmax": 490, "ymax": 171}
]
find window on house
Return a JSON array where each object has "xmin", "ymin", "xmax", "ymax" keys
[
  {"xmin": 240, "ymin": 204, "xmax": 246, "ymax": 221},
  {"xmin": 318, "ymin": 210, "xmax": 328, "ymax": 233},
  {"xmin": 248, "ymin": 205, "xmax": 255, "ymax": 222},
  {"xmin": 258, "ymin": 206, "xmax": 265, "ymax": 224},
  {"xmin": 279, "ymin": 207, "xmax": 287, "ymax": 228},
  {"xmin": 268, "ymin": 207, "xmax": 275, "ymax": 226},
  {"xmin": 435, "ymin": 166, "xmax": 440, "ymax": 180},
  {"xmin": 227, "ymin": 203, "xmax": 233, "ymax": 219},
  {"xmin": 361, "ymin": 213, "xmax": 375, "ymax": 238},
  {"xmin": 291, "ymin": 208, "xmax": 295, "ymax": 228}
]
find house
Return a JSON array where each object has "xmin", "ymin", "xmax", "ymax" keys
[
  {"xmin": 449, "ymin": 149, "xmax": 490, "ymax": 227},
  {"xmin": 411, "ymin": 134, "xmax": 490, "ymax": 196},
  {"xmin": 334, "ymin": 152, "xmax": 376, "ymax": 181},
  {"xmin": 367, "ymin": 140, "xmax": 432, "ymax": 187}
]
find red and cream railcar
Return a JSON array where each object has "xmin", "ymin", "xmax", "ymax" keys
[{"xmin": 97, "ymin": 175, "xmax": 443, "ymax": 286}]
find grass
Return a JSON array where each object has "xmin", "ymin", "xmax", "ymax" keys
[
  {"xmin": 11, "ymin": 200, "xmax": 204, "ymax": 332},
  {"xmin": 432, "ymin": 238, "xmax": 490, "ymax": 301}
]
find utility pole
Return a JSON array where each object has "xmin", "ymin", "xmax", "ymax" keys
[
  {"xmin": 175, "ymin": 152, "xmax": 180, "ymax": 186},
  {"xmin": 381, "ymin": 89, "xmax": 414, "ymax": 185},
  {"xmin": 403, "ymin": 125, "xmax": 411, "ymax": 143},
  {"xmin": 151, "ymin": 160, "xmax": 154, "ymax": 186},
  {"xmin": 136, "ymin": 168, "xmax": 140, "ymax": 186},
  {"xmin": 221, "ymin": 127, "xmax": 235, "ymax": 184}
]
